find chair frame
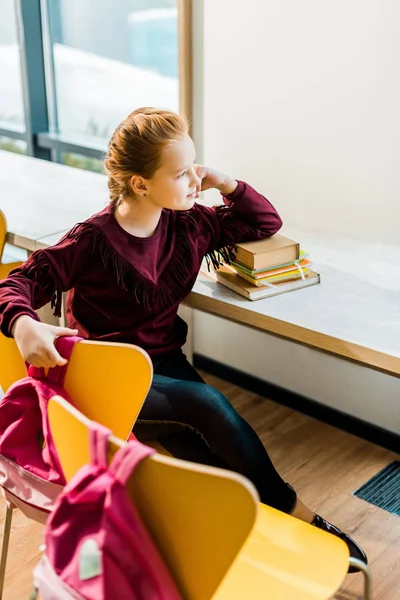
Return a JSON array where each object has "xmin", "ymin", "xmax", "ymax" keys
[{"xmin": 349, "ymin": 558, "xmax": 372, "ymax": 600}]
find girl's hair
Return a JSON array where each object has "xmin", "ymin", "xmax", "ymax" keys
[{"xmin": 104, "ymin": 107, "xmax": 188, "ymax": 208}]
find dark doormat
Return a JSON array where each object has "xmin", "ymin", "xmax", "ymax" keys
[{"xmin": 353, "ymin": 461, "xmax": 400, "ymax": 516}]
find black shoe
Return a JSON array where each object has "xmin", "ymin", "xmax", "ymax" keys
[{"xmin": 312, "ymin": 514, "xmax": 368, "ymax": 573}]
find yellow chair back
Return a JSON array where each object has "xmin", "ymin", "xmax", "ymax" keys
[
  {"xmin": 0, "ymin": 336, "xmax": 152, "ymax": 441},
  {"xmin": 0, "ymin": 209, "xmax": 23, "ymax": 282},
  {"xmin": 63, "ymin": 340, "xmax": 152, "ymax": 439},
  {"xmin": 0, "ymin": 210, "xmax": 7, "ymax": 261},
  {"xmin": 0, "ymin": 210, "xmax": 24, "ymax": 390},
  {"xmin": 48, "ymin": 395, "xmax": 259, "ymax": 600},
  {"xmin": 0, "ymin": 334, "xmax": 26, "ymax": 393}
]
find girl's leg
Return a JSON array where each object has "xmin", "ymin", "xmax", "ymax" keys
[
  {"xmin": 135, "ymin": 371, "xmax": 296, "ymax": 512},
  {"xmin": 134, "ymin": 350, "xmax": 227, "ymax": 467},
  {"xmin": 141, "ymin": 352, "xmax": 309, "ymax": 514}
]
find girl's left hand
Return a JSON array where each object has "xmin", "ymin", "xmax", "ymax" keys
[{"xmin": 193, "ymin": 165, "xmax": 238, "ymax": 197}]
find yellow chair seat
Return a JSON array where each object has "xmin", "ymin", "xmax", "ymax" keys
[{"xmin": 213, "ymin": 502, "xmax": 349, "ymax": 600}]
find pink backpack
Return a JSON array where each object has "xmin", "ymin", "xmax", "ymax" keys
[
  {"xmin": 0, "ymin": 336, "xmax": 82, "ymax": 522},
  {"xmin": 33, "ymin": 422, "xmax": 182, "ymax": 600}
]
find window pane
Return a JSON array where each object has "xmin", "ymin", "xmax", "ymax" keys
[
  {"xmin": 61, "ymin": 152, "xmax": 104, "ymax": 174},
  {"xmin": 45, "ymin": 0, "xmax": 179, "ymax": 145},
  {"xmin": 0, "ymin": 136, "xmax": 27, "ymax": 155},
  {"xmin": 0, "ymin": 0, "xmax": 25, "ymax": 128}
]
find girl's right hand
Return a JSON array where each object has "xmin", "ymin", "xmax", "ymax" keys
[{"xmin": 12, "ymin": 315, "xmax": 78, "ymax": 368}]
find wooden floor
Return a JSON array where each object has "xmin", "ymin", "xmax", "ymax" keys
[{"xmin": 1, "ymin": 372, "xmax": 399, "ymax": 599}]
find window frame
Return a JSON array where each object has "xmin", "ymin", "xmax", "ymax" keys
[{"xmin": 0, "ymin": 0, "xmax": 193, "ymax": 162}]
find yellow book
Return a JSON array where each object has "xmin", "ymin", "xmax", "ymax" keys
[
  {"xmin": 232, "ymin": 257, "xmax": 311, "ymax": 279},
  {"xmin": 232, "ymin": 266, "xmax": 310, "ymax": 287}
]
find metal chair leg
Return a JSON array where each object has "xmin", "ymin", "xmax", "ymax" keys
[
  {"xmin": 0, "ymin": 502, "xmax": 14, "ymax": 600},
  {"xmin": 348, "ymin": 557, "xmax": 373, "ymax": 600}
]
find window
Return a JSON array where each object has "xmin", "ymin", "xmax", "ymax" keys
[
  {"xmin": 0, "ymin": 0, "xmax": 25, "ymax": 130},
  {"xmin": 0, "ymin": 136, "xmax": 26, "ymax": 155},
  {"xmin": 0, "ymin": 0, "xmax": 191, "ymax": 174},
  {"xmin": 44, "ymin": 0, "xmax": 179, "ymax": 145},
  {"xmin": 61, "ymin": 152, "xmax": 104, "ymax": 174}
]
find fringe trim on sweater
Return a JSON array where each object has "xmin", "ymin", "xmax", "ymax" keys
[
  {"xmin": 202, "ymin": 204, "xmax": 237, "ymax": 271},
  {"xmin": 23, "ymin": 252, "xmax": 63, "ymax": 318},
  {"xmin": 64, "ymin": 214, "xmax": 230, "ymax": 312},
  {"xmin": 64, "ymin": 205, "xmax": 238, "ymax": 312}
]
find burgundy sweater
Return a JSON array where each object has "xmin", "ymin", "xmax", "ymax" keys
[{"xmin": 0, "ymin": 181, "xmax": 282, "ymax": 356}]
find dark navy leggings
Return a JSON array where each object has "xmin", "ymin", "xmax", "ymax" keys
[{"xmin": 133, "ymin": 350, "xmax": 296, "ymax": 513}]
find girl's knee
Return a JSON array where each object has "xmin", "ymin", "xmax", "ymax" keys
[
  {"xmin": 188, "ymin": 382, "xmax": 229, "ymax": 407},
  {"xmin": 187, "ymin": 383, "xmax": 241, "ymax": 424}
]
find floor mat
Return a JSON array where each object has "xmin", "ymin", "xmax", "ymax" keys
[{"xmin": 353, "ymin": 461, "xmax": 400, "ymax": 516}]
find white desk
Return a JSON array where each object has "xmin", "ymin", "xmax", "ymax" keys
[
  {"xmin": 2, "ymin": 150, "xmax": 400, "ymax": 378},
  {"xmin": 189, "ymin": 254, "xmax": 400, "ymax": 378},
  {"xmin": 0, "ymin": 150, "xmax": 108, "ymax": 251}
]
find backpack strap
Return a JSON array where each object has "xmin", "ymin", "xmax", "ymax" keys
[
  {"xmin": 46, "ymin": 336, "xmax": 83, "ymax": 386},
  {"xmin": 27, "ymin": 365, "xmax": 46, "ymax": 379},
  {"xmin": 109, "ymin": 441, "xmax": 156, "ymax": 486},
  {"xmin": 89, "ymin": 422, "xmax": 112, "ymax": 469}
]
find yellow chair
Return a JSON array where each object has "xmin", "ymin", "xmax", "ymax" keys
[
  {"xmin": 0, "ymin": 210, "xmax": 24, "ymax": 390},
  {"xmin": 0, "ymin": 210, "xmax": 23, "ymax": 280},
  {"xmin": 0, "ymin": 210, "xmax": 6, "ymax": 260},
  {"xmin": 0, "ymin": 337, "xmax": 152, "ymax": 437},
  {"xmin": 48, "ymin": 395, "xmax": 259, "ymax": 600},
  {"xmin": 48, "ymin": 396, "xmax": 372, "ymax": 600},
  {"xmin": 0, "ymin": 336, "xmax": 153, "ymax": 599}
]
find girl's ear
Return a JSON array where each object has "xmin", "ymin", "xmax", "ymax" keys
[{"xmin": 130, "ymin": 175, "xmax": 148, "ymax": 196}]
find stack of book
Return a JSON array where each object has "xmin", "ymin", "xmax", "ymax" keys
[{"xmin": 216, "ymin": 234, "xmax": 320, "ymax": 301}]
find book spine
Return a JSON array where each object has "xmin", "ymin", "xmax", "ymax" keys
[
  {"xmin": 234, "ymin": 248, "xmax": 254, "ymax": 270},
  {"xmin": 215, "ymin": 274, "xmax": 250, "ymax": 299}
]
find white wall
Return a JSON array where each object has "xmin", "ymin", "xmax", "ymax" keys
[{"xmin": 194, "ymin": 0, "xmax": 400, "ymax": 432}]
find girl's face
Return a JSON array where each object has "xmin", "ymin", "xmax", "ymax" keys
[{"xmin": 144, "ymin": 134, "xmax": 201, "ymax": 211}]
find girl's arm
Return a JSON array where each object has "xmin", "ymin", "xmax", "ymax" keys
[
  {"xmin": 193, "ymin": 166, "xmax": 283, "ymax": 257},
  {"xmin": 0, "ymin": 228, "xmax": 90, "ymax": 367},
  {"xmin": 0, "ymin": 233, "xmax": 86, "ymax": 337},
  {"xmin": 214, "ymin": 179, "xmax": 283, "ymax": 243}
]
